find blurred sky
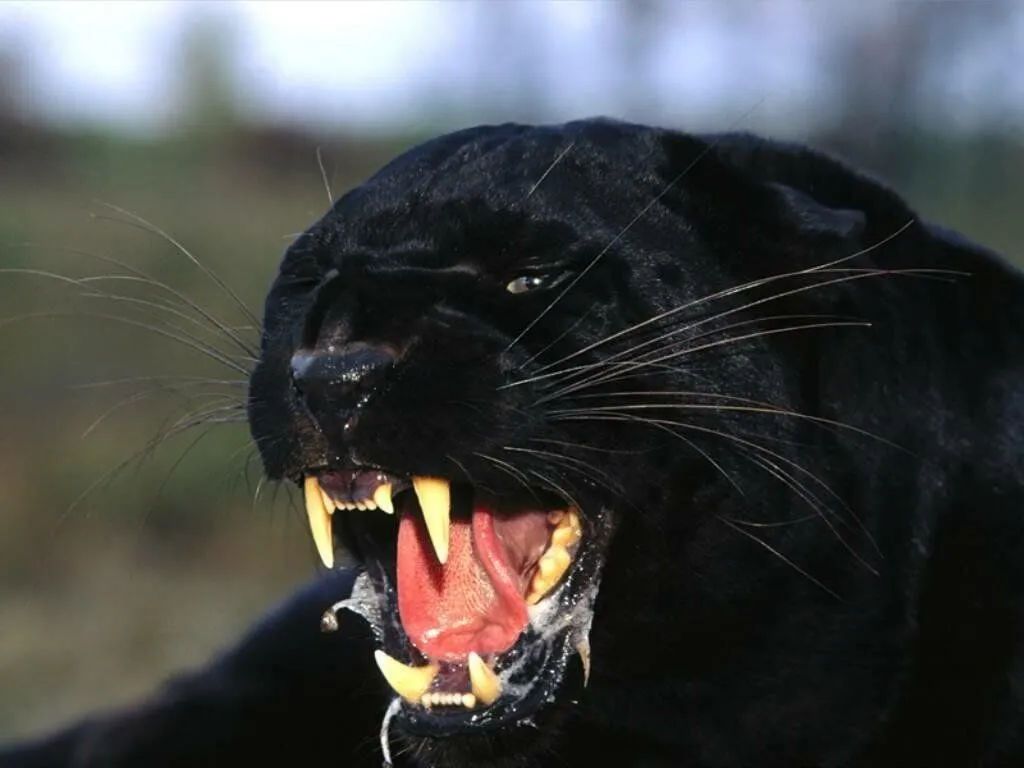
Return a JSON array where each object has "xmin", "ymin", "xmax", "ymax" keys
[{"xmin": 1, "ymin": 0, "xmax": 1022, "ymax": 135}]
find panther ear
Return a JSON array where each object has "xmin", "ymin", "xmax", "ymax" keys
[{"xmin": 768, "ymin": 182, "xmax": 866, "ymax": 245}]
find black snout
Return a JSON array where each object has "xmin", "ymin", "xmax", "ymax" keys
[{"xmin": 290, "ymin": 343, "xmax": 396, "ymax": 431}]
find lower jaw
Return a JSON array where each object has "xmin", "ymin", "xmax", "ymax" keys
[{"xmin": 325, "ymin": 527, "xmax": 606, "ymax": 736}]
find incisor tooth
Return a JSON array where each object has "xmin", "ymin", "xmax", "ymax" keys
[
  {"xmin": 373, "ymin": 483, "xmax": 394, "ymax": 514},
  {"xmin": 467, "ymin": 652, "xmax": 501, "ymax": 705},
  {"xmin": 412, "ymin": 476, "xmax": 450, "ymax": 564},
  {"xmin": 303, "ymin": 476, "xmax": 334, "ymax": 568},
  {"xmin": 373, "ymin": 650, "xmax": 439, "ymax": 704}
]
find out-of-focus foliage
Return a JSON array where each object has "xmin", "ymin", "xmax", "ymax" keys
[{"xmin": 0, "ymin": 0, "xmax": 1020, "ymax": 740}]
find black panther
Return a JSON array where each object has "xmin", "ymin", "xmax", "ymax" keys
[{"xmin": 2, "ymin": 119, "xmax": 1023, "ymax": 767}]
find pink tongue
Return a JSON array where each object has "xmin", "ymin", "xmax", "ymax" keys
[{"xmin": 397, "ymin": 503, "xmax": 528, "ymax": 662}]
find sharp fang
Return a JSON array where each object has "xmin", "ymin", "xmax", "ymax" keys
[
  {"xmin": 467, "ymin": 652, "xmax": 501, "ymax": 705},
  {"xmin": 576, "ymin": 639, "xmax": 591, "ymax": 687},
  {"xmin": 319, "ymin": 487, "xmax": 336, "ymax": 515},
  {"xmin": 374, "ymin": 483, "xmax": 395, "ymax": 514},
  {"xmin": 374, "ymin": 651, "xmax": 439, "ymax": 704},
  {"xmin": 412, "ymin": 476, "xmax": 450, "ymax": 564},
  {"xmin": 303, "ymin": 476, "xmax": 334, "ymax": 568}
]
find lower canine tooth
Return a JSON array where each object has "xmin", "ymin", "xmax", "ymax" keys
[
  {"xmin": 576, "ymin": 639, "xmax": 592, "ymax": 687},
  {"xmin": 303, "ymin": 476, "xmax": 334, "ymax": 568},
  {"xmin": 467, "ymin": 652, "xmax": 501, "ymax": 705},
  {"xmin": 373, "ymin": 651, "xmax": 439, "ymax": 704}
]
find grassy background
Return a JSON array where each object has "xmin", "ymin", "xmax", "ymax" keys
[{"xmin": 0, "ymin": 123, "xmax": 1022, "ymax": 738}]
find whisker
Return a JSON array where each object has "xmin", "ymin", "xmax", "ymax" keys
[
  {"xmin": 9, "ymin": 242, "xmax": 261, "ymax": 357},
  {"xmin": 75, "ymin": 375, "xmax": 246, "ymax": 390},
  {"xmin": 502, "ymin": 445, "xmax": 621, "ymax": 495},
  {"xmin": 474, "ymin": 452, "xmax": 536, "ymax": 497},
  {"xmin": 539, "ymin": 315, "xmax": 868, "ymax": 399},
  {"xmin": 517, "ymin": 305, "xmax": 597, "ymax": 370},
  {"xmin": 91, "ymin": 202, "xmax": 261, "ymax": 329},
  {"xmin": 80, "ymin": 386, "xmax": 228, "ymax": 440},
  {"xmin": 316, "ymin": 146, "xmax": 335, "ymax": 206},
  {"xmin": 717, "ymin": 515, "xmax": 843, "ymax": 601},
  {"xmin": 525, "ymin": 140, "xmax": 576, "ymax": 200},
  {"xmin": 547, "ymin": 395, "xmax": 907, "ymax": 453},
  {"xmin": 741, "ymin": 450, "xmax": 879, "ymax": 574},
  {"xmin": 528, "ymin": 436, "xmax": 642, "ymax": 456},
  {"xmin": 2, "ymin": 266, "xmax": 257, "ymax": 366},
  {"xmin": 522, "ymin": 221, "xmax": 918, "ymax": 379},
  {"xmin": 0, "ymin": 311, "xmax": 252, "ymax": 376},
  {"xmin": 505, "ymin": 131, "xmax": 737, "ymax": 354},
  {"xmin": 524, "ymin": 469, "xmax": 585, "ymax": 518},
  {"xmin": 554, "ymin": 411, "xmax": 879, "ymax": 556}
]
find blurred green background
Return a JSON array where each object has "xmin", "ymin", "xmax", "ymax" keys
[{"xmin": 0, "ymin": 0, "xmax": 1021, "ymax": 740}]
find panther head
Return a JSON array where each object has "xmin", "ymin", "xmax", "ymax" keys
[{"xmin": 247, "ymin": 118, "xmax": 890, "ymax": 764}]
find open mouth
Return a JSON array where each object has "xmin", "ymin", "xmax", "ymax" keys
[{"xmin": 302, "ymin": 468, "xmax": 604, "ymax": 723}]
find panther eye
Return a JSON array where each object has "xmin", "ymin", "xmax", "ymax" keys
[{"xmin": 505, "ymin": 275, "xmax": 547, "ymax": 294}]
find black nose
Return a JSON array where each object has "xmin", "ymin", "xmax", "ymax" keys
[{"xmin": 290, "ymin": 343, "xmax": 396, "ymax": 428}]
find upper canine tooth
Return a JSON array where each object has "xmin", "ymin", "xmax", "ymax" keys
[
  {"xmin": 373, "ymin": 483, "xmax": 394, "ymax": 514},
  {"xmin": 467, "ymin": 652, "xmax": 501, "ymax": 705},
  {"xmin": 373, "ymin": 650, "xmax": 439, "ymax": 704},
  {"xmin": 412, "ymin": 476, "xmax": 450, "ymax": 564},
  {"xmin": 319, "ymin": 487, "xmax": 336, "ymax": 515},
  {"xmin": 303, "ymin": 476, "xmax": 334, "ymax": 568}
]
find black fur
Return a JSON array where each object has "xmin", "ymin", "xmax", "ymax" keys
[{"xmin": 3, "ymin": 119, "xmax": 1023, "ymax": 767}]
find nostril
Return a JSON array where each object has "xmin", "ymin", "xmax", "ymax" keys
[{"xmin": 289, "ymin": 343, "xmax": 397, "ymax": 415}]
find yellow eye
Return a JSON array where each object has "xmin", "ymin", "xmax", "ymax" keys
[{"xmin": 505, "ymin": 275, "xmax": 546, "ymax": 294}]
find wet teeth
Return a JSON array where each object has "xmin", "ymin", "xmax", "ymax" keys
[
  {"xmin": 526, "ymin": 545, "xmax": 573, "ymax": 605},
  {"xmin": 550, "ymin": 508, "xmax": 582, "ymax": 548},
  {"xmin": 538, "ymin": 546, "xmax": 571, "ymax": 579},
  {"xmin": 303, "ymin": 475, "xmax": 334, "ymax": 568},
  {"xmin": 420, "ymin": 692, "xmax": 477, "ymax": 709},
  {"xmin": 319, "ymin": 487, "xmax": 335, "ymax": 515},
  {"xmin": 412, "ymin": 476, "xmax": 451, "ymax": 564},
  {"xmin": 374, "ymin": 650, "xmax": 439, "ymax": 704},
  {"xmin": 576, "ymin": 639, "xmax": 591, "ymax": 687},
  {"xmin": 467, "ymin": 652, "xmax": 501, "ymax": 705},
  {"xmin": 373, "ymin": 483, "xmax": 395, "ymax": 514}
]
